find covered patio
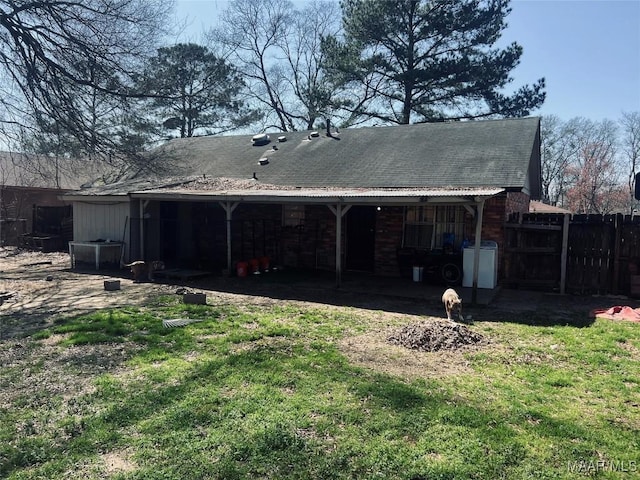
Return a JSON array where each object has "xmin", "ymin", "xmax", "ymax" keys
[{"xmin": 130, "ymin": 186, "xmax": 506, "ymax": 304}]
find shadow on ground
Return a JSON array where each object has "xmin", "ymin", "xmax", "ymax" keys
[{"xmin": 2, "ymin": 262, "xmax": 635, "ymax": 339}]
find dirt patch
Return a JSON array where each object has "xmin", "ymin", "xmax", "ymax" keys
[
  {"xmin": 387, "ymin": 320, "xmax": 485, "ymax": 352},
  {"xmin": 0, "ymin": 247, "xmax": 232, "ymax": 338},
  {"xmin": 101, "ymin": 450, "xmax": 137, "ymax": 474},
  {"xmin": 339, "ymin": 326, "xmax": 483, "ymax": 380}
]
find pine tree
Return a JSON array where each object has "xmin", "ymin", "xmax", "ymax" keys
[{"xmin": 322, "ymin": 0, "xmax": 545, "ymax": 124}]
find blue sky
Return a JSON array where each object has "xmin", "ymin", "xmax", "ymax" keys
[{"xmin": 174, "ymin": 0, "xmax": 640, "ymax": 122}]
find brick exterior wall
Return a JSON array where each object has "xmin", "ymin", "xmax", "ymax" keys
[
  {"xmin": 230, "ymin": 204, "xmax": 338, "ymax": 271},
  {"xmin": 506, "ymin": 191, "xmax": 531, "ymax": 217},
  {"xmin": 373, "ymin": 206, "xmax": 405, "ymax": 276},
  {"xmin": 231, "ymin": 204, "xmax": 282, "ymax": 268}
]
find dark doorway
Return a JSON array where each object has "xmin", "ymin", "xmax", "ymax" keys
[
  {"xmin": 346, "ymin": 206, "xmax": 376, "ymax": 272},
  {"xmin": 158, "ymin": 202, "xmax": 179, "ymax": 263},
  {"xmin": 192, "ymin": 202, "xmax": 226, "ymax": 269}
]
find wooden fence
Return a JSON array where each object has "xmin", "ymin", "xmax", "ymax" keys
[{"xmin": 504, "ymin": 213, "xmax": 640, "ymax": 296}]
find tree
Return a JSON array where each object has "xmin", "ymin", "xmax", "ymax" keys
[
  {"xmin": 540, "ymin": 115, "xmax": 582, "ymax": 205},
  {"xmin": 0, "ymin": 0, "xmax": 173, "ymax": 159},
  {"xmin": 322, "ymin": 0, "xmax": 546, "ymax": 125},
  {"xmin": 621, "ymin": 111, "xmax": 640, "ymax": 213},
  {"xmin": 564, "ymin": 119, "xmax": 625, "ymax": 214},
  {"xmin": 279, "ymin": 1, "xmax": 343, "ymax": 130},
  {"xmin": 212, "ymin": 0, "xmax": 342, "ymax": 131},
  {"xmin": 17, "ymin": 58, "xmax": 161, "ymax": 184},
  {"xmin": 138, "ymin": 43, "xmax": 257, "ymax": 138}
]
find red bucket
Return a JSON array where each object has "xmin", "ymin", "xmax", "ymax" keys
[
  {"xmin": 259, "ymin": 256, "xmax": 270, "ymax": 272},
  {"xmin": 236, "ymin": 261, "xmax": 249, "ymax": 277},
  {"xmin": 249, "ymin": 258, "xmax": 260, "ymax": 274}
]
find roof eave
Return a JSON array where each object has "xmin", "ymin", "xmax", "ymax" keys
[
  {"xmin": 127, "ymin": 188, "xmax": 505, "ymax": 205},
  {"xmin": 61, "ymin": 193, "xmax": 130, "ymax": 202}
]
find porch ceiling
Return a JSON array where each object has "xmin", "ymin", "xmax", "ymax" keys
[{"xmin": 127, "ymin": 187, "xmax": 505, "ymax": 205}]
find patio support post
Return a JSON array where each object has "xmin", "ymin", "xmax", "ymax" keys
[
  {"xmin": 220, "ymin": 201, "xmax": 239, "ymax": 277},
  {"xmin": 471, "ymin": 199, "xmax": 485, "ymax": 304},
  {"xmin": 139, "ymin": 200, "xmax": 149, "ymax": 260},
  {"xmin": 327, "ymin": 204, "xmax": 351, "ymax": 288}
]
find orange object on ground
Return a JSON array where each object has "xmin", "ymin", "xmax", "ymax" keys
[{"xmin": 591, "ymin": 306, "xmax": 640, "ymax": 322}]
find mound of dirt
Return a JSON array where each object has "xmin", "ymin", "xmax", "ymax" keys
[{"xmin": 387, "ymin": 321, "xmax": 485, "ymax": 352}]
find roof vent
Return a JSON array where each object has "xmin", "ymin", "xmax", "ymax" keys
[
  {"xmin": 258, "ymin": 158, "xmax": 269, "ymax": 166},
  {"xmin": 252, "ymin": 133, "xmax": 270, "ymax": 146},
  {"xmin": 278, "ymin": 135, "xmax": 287, "ymax": 142}
]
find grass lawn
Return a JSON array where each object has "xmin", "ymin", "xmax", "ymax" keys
[{"xmin": 1, "ymin": 295, "xmax": 638, "ymax": 479}]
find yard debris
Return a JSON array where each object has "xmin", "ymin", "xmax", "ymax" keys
[
  {"xmin": 387, "ymin": 320, "xmax": 485, "ymax": 352},
  {"xmin": 24, "ymin": 261, "xmax": 53, "ymax": 266},
  {"xmin": 162, "ymin": 318, "xmax": 203, "ymax": 328},
  {"xmin": 0, "ymin": 291, "xmax": 16, "ymax": 305}
]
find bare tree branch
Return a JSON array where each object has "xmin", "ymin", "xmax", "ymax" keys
[{"xmin": 0, "ymin": 0, "xmax": 173, "ymax": 163}]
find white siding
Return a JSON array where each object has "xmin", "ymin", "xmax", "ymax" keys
[{"xmin": 72, "ymin": 200, "xmax": 131, "ymax": 260}]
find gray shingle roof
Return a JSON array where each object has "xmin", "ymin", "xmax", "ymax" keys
[
  {"xmin": 0, "ymin": 151, "xmax": 116, "ymax": 190},
  {"xmin": 0, "ymin": 151, "xmax": 72, "ymax": 189},
  {"xmin": 148, "ymin": 117, "xmax": 540, "ymax": 193}
]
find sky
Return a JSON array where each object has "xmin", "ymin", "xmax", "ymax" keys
[{"xmin": 173, "ymin": 0, "xmax": 640, "ymax": 123}]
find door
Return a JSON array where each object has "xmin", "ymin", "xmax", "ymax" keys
[
  {"xmin": 158, "ymin": 201, "xmax": 179, "ymax": 263},
  {"xmin": 346, "ymin": 206, "xmax": 376, "ymax": 272}
]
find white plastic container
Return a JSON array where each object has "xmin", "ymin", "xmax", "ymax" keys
[
  {"xmin": 462, "ymin": 241, "xmax": 498, "ymax": 289},
  {"xmin": 412, "ymin": 266, "xmax": 424, "ymax": 282}
]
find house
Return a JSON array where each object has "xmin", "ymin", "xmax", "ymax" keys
[
  {"xmin": 529, "ymin": 200, "xmax": 571, "ymax": 214},
  {"xmin": 0, "ymin": 151, "xmax": 75, "ymax": 249},
  {"xmin": 62, "ymin": 117, "xmax": 541, "ymax": 290}
]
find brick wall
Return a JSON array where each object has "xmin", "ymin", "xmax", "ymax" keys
[
  {"xmin": 279, "ymin": 205, "xmax": 336, "ymax": 269},
  {"xmin": 506, "ymin": 191, "xmax": 531, "ymax": 216},
  {"xmin": 231, "ymin": 204, "xmax": 282, "ymax": 266},
  {"xmin": 373, "ymin": 206, "xmax": 404, "ymax": 276}
]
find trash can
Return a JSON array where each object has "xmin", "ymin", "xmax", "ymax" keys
[
  {"xmin": 412, "ymin": 265, "xmax": 424, "ymax": 282},
  {"xmin": 462, "ymin": 241, "xmax": 498, "ymax": 288}
]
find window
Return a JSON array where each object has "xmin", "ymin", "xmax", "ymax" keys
[
  {"xmin": 283, "ymin": 205, "xmax": 305, "ymax": 227},
  {"xmin": 403, "ymin": 206, "xmax": 434, "ymax": 249},
  {"xmin": 404, "ymin": 206, "xmax": 466, "ymax": 250}
]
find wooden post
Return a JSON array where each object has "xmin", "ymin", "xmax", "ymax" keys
[
  {"xmin": 612, "ymin": 213, "xmax": 623, "ymax": 295},
  {"xmin": 220, "ymin": 201, "xmax": 239, "ymax": 276},
  {"xmin": 328, "ymin": 204, "xmax": 351, "ymax": 288},
  {"xmin": 335, "ymin": 204, "xmax": 342, "ymax": 287},
  {"xmin": 139, "ymin": 200, "xmax": 145, "ymax": 260},
  {"xmin": 560, "ymin": 213, "xmax": 570, "ymax": 295},
  {"xmin": 471, "ymin": 199, "xmax": 485, "ymax": 305}
]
